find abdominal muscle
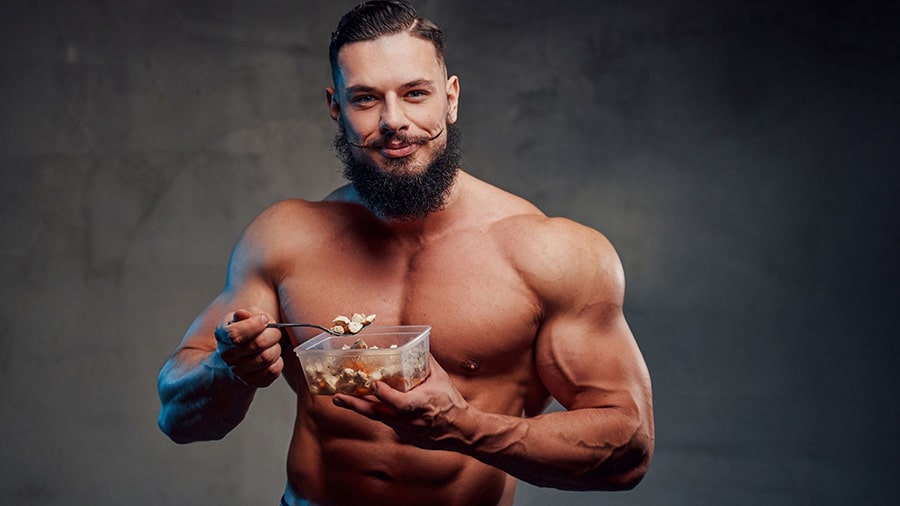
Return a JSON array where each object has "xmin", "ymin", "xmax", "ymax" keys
[{"xmin": 283, "ymin": 391, "xmax": 514, "ymax": 506}]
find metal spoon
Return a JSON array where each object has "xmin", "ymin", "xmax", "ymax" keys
[{"xmin": 265, "ymin": 322, "xmax": 344, "ymax": 336}]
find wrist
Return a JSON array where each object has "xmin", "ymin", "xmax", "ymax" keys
[
  {"xmin": 204, "ymin": 351, "xmax": 257, "ymax": 392},
  {"xmin": 443, "ymin": 404, "xmax": 524, "ymax": 456},
  {"xmin": 462, "ymin": 409, "xmax": 527, "ymax": 456},
  {"xmin": 449, "ymin": 402, "xmax": 482, "ymax": 447}
]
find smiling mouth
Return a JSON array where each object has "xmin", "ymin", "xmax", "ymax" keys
[
  {"xmin": 348, "ymin": 128, "xmax": 445, "ymax": 159},
  {"xmin": 380, "ymin": 143, "xmax": 417, "ymax": 158}
]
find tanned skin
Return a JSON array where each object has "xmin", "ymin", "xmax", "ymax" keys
[{"xmin": 158, "ymin": 32, "xmax": 653, "ymax": 506}]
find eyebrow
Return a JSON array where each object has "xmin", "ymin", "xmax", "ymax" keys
[
  {"xmin": 344, "ymin": 79, "xmax": 436, "ymax": 95},
  {"xmin": 399, "ymin": 79, "xmax": 436, "ymax": 90}
]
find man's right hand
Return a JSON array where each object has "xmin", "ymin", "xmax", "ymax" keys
[{"xmin": 214, "ymin": 308, "xmax": 284, "ymax": 388}]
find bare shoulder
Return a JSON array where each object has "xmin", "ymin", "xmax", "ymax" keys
[
  {"xmin": 239, "ymin": 197, "xmax": 366, "ymax": 242},
  {"xmin": 237, "ymin": 199, "xmax": 322, "ymax": 250},
  {"xmin": 484, "ymin": 207, "xmax": 625, "ymax": 310},
  {"xmin": 229, "ymin": 197, "xmax": 366, "ymax": 278},
  {"xmin": 458, "ymin": 174, "xmax": 624, "ymax": 308}
]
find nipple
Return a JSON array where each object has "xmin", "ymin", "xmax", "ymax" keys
[{"xmin": 461, "ymin": 358, "xmax": 481, "ymax": 372}]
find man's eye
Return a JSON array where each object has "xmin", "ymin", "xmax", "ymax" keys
[
  {"xmin": 352, "ymin": 95, "xmax": 376, "ymax": 104},
  {"xmin": 407, "ymin": 90, "xmax": 428, "ymax": 99}
]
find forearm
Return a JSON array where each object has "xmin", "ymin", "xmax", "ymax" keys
[
  {"xmin": 457, "ymin": 406, "xmax": 652, "ymax": 490},
  {"xmin": 157, "ymin": 348, "xmax": 257, "ymax": 444}
]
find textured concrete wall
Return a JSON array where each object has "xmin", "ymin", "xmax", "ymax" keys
[{"xmin": 1, "ymin": 1, "xmax": 898, "ymax": 504}]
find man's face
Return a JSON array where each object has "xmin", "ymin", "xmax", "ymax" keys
[
  {"xmin": 327, "ymin": 32, "xmax": 460, "ymax": 175},
  {"xmin": 326, "ymin": 33, "xmax": 462, "ymax": 220}
]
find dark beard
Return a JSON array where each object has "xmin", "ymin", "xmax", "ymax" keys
[{"xmin": 334, "ymin": 123, "xmax": 462, "ymax": 221}]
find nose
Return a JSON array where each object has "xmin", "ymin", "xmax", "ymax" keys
[{"xmin": 379, "ymin": 95, "xmax": 409, "ymax": 135}]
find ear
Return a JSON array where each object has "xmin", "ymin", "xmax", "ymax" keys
[
  {"xmin": 325, "ymin": 87, "xmax": 340, "ymax": 122},
  {"xmin": 446, "ymin": 75, "xmax": 460, "ymax": 124}
]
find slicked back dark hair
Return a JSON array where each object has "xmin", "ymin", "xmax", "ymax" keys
[{"xmin": 329, "ymin": 0, "xmax": 445, "ymax": 85}]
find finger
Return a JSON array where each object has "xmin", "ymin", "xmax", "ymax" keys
[
  {"xmin": 229, "ymin": 342, "xmax": 283, "ymax": 381},
  {"xmin": 236, "ymin": 357, "xmax": 284, "ymax": 388},
  {"xmin": 233, "ymin": 306, "xmax": 272, "ymax": 324},
  {"xmin": 333, "ymin": 394, "xmax": 396, "ymax": 419},
  {"xmin": 253, "ymin": 342, "xmax": 283, "ymax": 370},
  {"xmin": 216, "ymin": 313, "xmax": 271, "ymax": 347},
  {"xmin": 225, "ymin": 327, "xmax": 283, "ymax": 361},
  {"xmin": 425, "ymin": 354, "xmax": 444, "ymax": 380},
  {"xmin": 229, "ymin": 308, "xmax": 254, "ymax": 324},
  {"xmin": 370, "ymin": 380, "xmax": 415, "ymax": 410},
  {"xmin": 221, "ymin": 342, "xmax": 281, "ymax": 372}
]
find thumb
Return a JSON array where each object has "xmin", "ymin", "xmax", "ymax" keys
[{"xmin": 229, "ymin": 309, "xmax": 254, "ymax": 324}]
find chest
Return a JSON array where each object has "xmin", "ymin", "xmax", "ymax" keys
[{"xmin": 277, "ymin": 233, "xmax": 541, "ymax": 379}]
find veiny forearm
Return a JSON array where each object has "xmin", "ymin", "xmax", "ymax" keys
[
  {"xmin": 457, "ymin": 406, "xmax": 652, "ymax": 490},
  {"xmin": 157, "ymin": 348, "xmax": 257, "ymax": 444}
]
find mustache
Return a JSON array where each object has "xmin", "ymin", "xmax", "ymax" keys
[{"xmin": 347, "ymin": 128, "xmax": 445, "ymax": 150}]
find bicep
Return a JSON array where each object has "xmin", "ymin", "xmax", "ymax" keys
[
  {"xmin": 535, "ymin": 308, "xmax": 650, "ymax": 413},
  {"xmin": 530, "ymin": 223, "xmax": 651, "ymax": 413}
]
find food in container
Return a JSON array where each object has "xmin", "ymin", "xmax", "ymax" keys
[{"xmin": 295, "ymin": 325, "xmax": 430, "ymax": 396}]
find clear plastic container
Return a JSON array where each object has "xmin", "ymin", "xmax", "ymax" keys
[{"xmin": 294, "ymin": 325, "xmax": 430, "ymax": 396}]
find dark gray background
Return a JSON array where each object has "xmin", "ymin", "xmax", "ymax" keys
[{"xmin": 2, "ymin": 0, "xmax": 898, "ymax": 504}]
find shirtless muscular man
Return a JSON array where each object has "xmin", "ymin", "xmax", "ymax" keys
[{"xmin": 157, "ymin": 2, "xmax": 654, "ymax": 505}]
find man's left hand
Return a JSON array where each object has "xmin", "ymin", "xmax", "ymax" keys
[{"xmin": 332, "ymin": 355, "xmax": 474, "ymax": 450}]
